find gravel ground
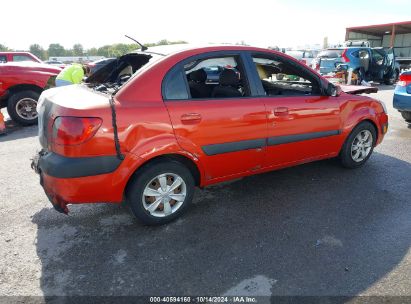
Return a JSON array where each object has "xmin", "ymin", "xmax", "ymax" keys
[{"xmin": 0, "ymin": 85, "xmax": 410, "ymax": 301}]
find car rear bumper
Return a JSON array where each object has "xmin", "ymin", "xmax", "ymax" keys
[
  {"xmin": 38, "ymin": 152, "xmax": 122, "ymax": 178},
  {"xmin": 31, "ymin": 150, "xmax": 142, "ymax": 213}
]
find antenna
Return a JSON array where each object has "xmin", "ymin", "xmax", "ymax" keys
[{"xmin": 125, "ymin": 35, "xmax": 147, "ymax": 51}]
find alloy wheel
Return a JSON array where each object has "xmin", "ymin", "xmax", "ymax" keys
[
  {"xmin": 15, "ymin": 98, "xmax": 38, "ymax": 120},
  {"xmin": 142, "ymin": 173, "xmax": 187, "ymax": 218},
  {"xmin": 351, "ymin": 130, "xmax": 373, "ymax": 162}
]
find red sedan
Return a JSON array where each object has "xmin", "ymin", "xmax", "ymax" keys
[{"xmin": 32, "ymin": 45, "xmax": 388, "ymax": 225}]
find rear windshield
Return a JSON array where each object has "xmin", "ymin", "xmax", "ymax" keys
[{"xmin": 317, "ymin": 50, "xmax": 344, "ymax": 58}]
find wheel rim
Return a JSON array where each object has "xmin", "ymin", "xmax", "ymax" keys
[
  {"xmin": 142, "ymin": 173, "xmax": 187, "ymax": 218},
  {"xmin": 351, "ymin": 130, "xmax": 373, "ymax": 162},
  {"xmin": 15, "ymin": 98, "xmax": 38, "ymax": 120}
]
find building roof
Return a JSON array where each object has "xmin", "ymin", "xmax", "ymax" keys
[{"xmin": 346, "ymin": 21, "xmax": 411, "ymax": 36}]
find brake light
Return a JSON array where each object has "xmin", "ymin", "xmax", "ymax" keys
[
  {"xmin": 397, "ymin": 74, "xmax": 411, "ymax": 86},
  {"xmin": 52, "ymin": 117, "xmax": 102, "ymax": 145},
  {"xmin": 341, "ymin": 49, "xmax": 350, "ymax": 63}
]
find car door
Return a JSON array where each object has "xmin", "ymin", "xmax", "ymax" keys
[
  {"xmin": 370, "ymin": 48, "xmax": 387, "ymax": 80},
  {"xmin": 245, "ymin": 52, "xmax": 342, "ymax": 168},
  {"xmin": 163, "ymin": 52, "xmax": 267, "ymax": 181}
]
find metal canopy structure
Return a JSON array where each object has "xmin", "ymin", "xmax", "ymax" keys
[{"xmin": 346, "ymin": 21, "xmax": 411, "ymax": 48}]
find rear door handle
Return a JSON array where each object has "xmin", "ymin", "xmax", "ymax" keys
[
  {"xmin": 274, "ymin": 107, "xmax": 289, "ymax": 116},
  {"xmin": 181, "ymin": 113, "xmax": 202, "ymax": 124}
]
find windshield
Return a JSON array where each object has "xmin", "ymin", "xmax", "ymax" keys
[{"xmin": 318, "ymin": 50, "xmax": 344, "ymax": 58}]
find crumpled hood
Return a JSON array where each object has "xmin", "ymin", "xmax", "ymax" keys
[{"xmin": 339, "ymin": 85, "xmax": 378, "ymax": 95}]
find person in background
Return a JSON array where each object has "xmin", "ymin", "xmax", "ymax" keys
[
  {"xmin": 0, "ymin": 111, "xmax": 6, "ymax": 135},
  {"xmin": 55, "ymin": 64, "xmax": 90, "ymax": 87}
]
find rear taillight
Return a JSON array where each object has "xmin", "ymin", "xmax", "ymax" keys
[
  {"xmin": 52, "ymin": 117, "xmax": 102, "ymax": 145},
  {"xmin": 397, "ymin": 74, "xmax": 411, "ymax": 87},
  {"xmin": 341, "ymin": 49, "xmax": 350, "ymax": 63}
]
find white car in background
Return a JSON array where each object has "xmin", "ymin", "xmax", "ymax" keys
[{"xmin": 285, "ymin": 50, "xmax": 319, "ymax": 68}]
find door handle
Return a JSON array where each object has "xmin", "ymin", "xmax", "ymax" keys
[
  {"xmin": 274, "ymin": 107, "xmax": 289, "ymax": 116},
  {"xmin": 181, "ymin": 113, "xmax": 202, "ymax": 124}
]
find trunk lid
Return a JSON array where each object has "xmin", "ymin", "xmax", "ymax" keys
[
  {"xmin": 319, "ymin": 58, "xmax": 342, "ymax": 74},
  {"xmin": 37, "ymin": 85, "xmax": 111, "ymax": 149},
  {"xmin": 318, "ymin": 49, "xmax": 344, "ymax": 75}
]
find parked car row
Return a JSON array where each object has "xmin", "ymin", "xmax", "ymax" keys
[
  {"xmin": 284, "ymin": 43, "xmax": 400, "ymax": 85},
  {"xmin": 317, "ymin": 46, "xmax": 399, "ymax": 85}
]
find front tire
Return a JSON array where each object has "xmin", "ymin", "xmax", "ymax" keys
[
  {"xmin": 7, "ymin": 90, "xmax": 40, "ymax": 126},
  {"xmin": 401, "ymin": 111, "xmax": 411, "ymax": 123},
  {"xmin": 339, "ymin": 121, "xmax": 377, "ymax": 169},
  {"xmin": 126, "ymin": 161, "xmax": 195, "ymax": 225}
]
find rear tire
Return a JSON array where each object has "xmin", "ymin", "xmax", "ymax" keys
[
  {"xmin": 339, "ymin": 121, "xmax": 377, "ymax": 169},
  {"xmin": 7, "ymin": 90, "xmax": 40, "ymax": 126},
  {"xmin": 384, "ymin": 70, "xmax": 398, "ymax": 85},
  {"xmin": 401, "ymin": 111, "xmax": 411, "ymax": 123},
  {"xmin": 126, "ymin": 160, "xmax": 195, "ymax": 225}
]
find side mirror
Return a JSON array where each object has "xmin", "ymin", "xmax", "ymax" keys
[{"xmin": 327, "ymin": 83, "xmax": 342, "ymax": 97}]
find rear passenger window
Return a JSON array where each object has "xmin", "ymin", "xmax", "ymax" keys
[
  {"xmin": 0, "ymin": 56, "xmax": 6, "ymax": 63},
  {"xmin": 163, "ymin": 68, "xmax": 189, "ymax": 100},
  {"xmin": 252, "ymin": 55, "xmax": 321, "ymax": 96},
  {"xmin": 13, "ymin": 55, "xmax": 34, "ymax": 62},
  {"xmin": 184, "ymin": 56, "xmax": 250, "ymax": 99}
]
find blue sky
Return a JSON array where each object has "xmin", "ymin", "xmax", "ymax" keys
[{"xmin": 1, "ymin": 0, "xmax": 410, "ymax": 50}]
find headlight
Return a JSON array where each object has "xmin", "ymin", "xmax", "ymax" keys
[{"xmin": 376, "ymin": 99, "xmax": 387, "ymax": 114}]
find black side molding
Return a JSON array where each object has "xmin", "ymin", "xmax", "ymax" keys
[
  {"xmin": 201, "ymin": 130, "xmax": 342, "ymax": 156},
  {"xmin": 202, "ymin": 138, "xmax": 265, "ymax": 156},
  {"xmin": 39, "ymin": 152, "xmax": 122, "ymax": 178},
  {"xmin": 268, "ymin": 130, "xmax": 341, "ymax": 146}
]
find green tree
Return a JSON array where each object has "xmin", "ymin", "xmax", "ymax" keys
[
  {"xmin": 97, "ymin": 45, "xmax": 112, "ymax": 57},
  {"xmin": 65, "ymin": 49, "xmax": 74, "ymax": 56},
  {"xmin": 0, "ymin": 44, "xmax": 9, "ymax": 51},
  {"xmin": 48, "ymin": 43, "xmax": 66, "ymax": 57},
  {"xmin": 87, "ymin": 47, "xmax": 99, "ymax": 56},
  {"xmin": 73, "ymin": 43, "xmax": 84, "ymax": 56},
  {"xmin": 29, "ymin": 44, "xmax": 46, "ymax": 60}
]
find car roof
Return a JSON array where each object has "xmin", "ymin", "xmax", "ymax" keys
[
  {"xmin": 0, "ymin": 61, "xmax": 59, "ymax": 69},
  {"xmin": 132, "ymin": 44, "xmax": 274, "ymax": 57},
  {"xmin": 0, "ymin": 51, "xmax": 34, "ymax": 55}
]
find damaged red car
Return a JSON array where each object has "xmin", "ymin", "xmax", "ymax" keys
[{"xmin": 32, "ymin": 45, "xmax": 388, "ymax": 225}]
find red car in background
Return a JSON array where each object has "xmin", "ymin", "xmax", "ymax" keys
[
  {"xmin": 32, "ymin": 45, "xmax": 388, "ymax": 225},
  {"xmin": 0, "ymin": 62, "xmax": 61, "ymax": 125},
  {"xmin": 0, "ymin": 51, "xmax": 42, "ymax": 63}
]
